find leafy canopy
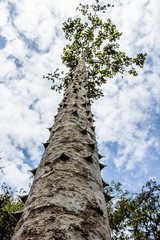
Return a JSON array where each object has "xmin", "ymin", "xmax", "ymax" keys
[
  {"xmin": 106, "ymin": 179, "xmax": 160, "ymax": 240},
  {"xmin": 43, "ymin": 0, "xmax": 147, "ymax": 100}
]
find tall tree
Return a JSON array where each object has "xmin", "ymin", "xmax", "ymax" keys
[{"xmin": 12, "ymin": 1, "xmax": 146, "ymax": 239}]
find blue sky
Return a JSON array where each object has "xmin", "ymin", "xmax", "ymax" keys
[{"xmin": 0, "ymin": 0, "xmax": 160, "ymax": 194}]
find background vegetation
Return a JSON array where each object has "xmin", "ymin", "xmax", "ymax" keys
[{"xmin": 0, "ymin": 179, "xmax": 159, "ymax": 240}]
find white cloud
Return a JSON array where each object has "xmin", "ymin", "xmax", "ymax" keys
[
  {"xmin": 2, "ymin": 163, "xmax": 30, "ymax": 191},
  {"xmin": 0, "ymin": 2, "xmax": 9, "ymax": 28}
]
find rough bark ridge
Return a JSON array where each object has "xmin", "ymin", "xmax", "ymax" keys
[{"xmin": 12, "ymin": 59, "xmax": 111, "ymax": 240}]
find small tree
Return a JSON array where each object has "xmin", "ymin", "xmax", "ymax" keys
[
  {"xmin": 106, "ymin": 179, "xmax": 160, "ymax": 240},
  {"xmin": 0, "ymin": 183, "xmax": 23, "ymax": 240}
]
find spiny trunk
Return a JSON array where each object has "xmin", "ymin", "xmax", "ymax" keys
[{"xmin": 12, "ymin": 59, "xmax": 111, "ymax": 240}]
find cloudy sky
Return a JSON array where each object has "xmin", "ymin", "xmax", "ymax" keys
[{"xmin": 0, "ymin": 0, "xmax": 159, "ymax": 194}]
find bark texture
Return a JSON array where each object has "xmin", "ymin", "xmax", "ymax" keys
[{"xmin": 12, "ymin": 59, "xmax": 111, "ymax": 240}]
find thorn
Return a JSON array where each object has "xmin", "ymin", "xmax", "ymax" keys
[
  {"xmin": 102, "ymin": 180, "xmax": 109, "ymax": 188},
  {"xmin": 98, "ymin": 154, "xmax": 105, "ymax": 159},
  {"xmin": 18, "ymin": 194, "xmax": 28, "ymax": 204},
  {"xmin": 88, "ymin": 143, "xmax": 95, "ymax": 150},
  {"xmin": 88, "ymin": 117, "xmax": 92, "ymax": 123},
  {"xmin": 73, "ymin": 103, "xmax": 78, "ymax": 107},
  {"xmin": 29, "ymin": 168, "xmax": 37, "ymax": 176},
  {"xmin": 99, "ymin": 163, "xmax": 106, "ymax": 170},
  {"xmin": 80, "ymin": 128, "xmax": 87, "ymax": 134},
  {"xmin": 84, "ymin": 155, "xmax": 93, "ymax": 163},
  {"xmin": 104, "ymin": 192, "xmax": 114, "ymax": 202},
  {"xmin": 13, "ymin": 211, "xmax": 23, "ymax": 221},
  {"xmin": 42, "ymin": 142, "xmax": 50, "ymax": 149},
  {"xmin": 47, "ymin": 127, "xmax": 52, "ymax": 132},
  {"xmin": 59, "ymin": 153, "xmax": 69, "ymax": 161},
  {"xmin": 91, "ymin": 126, "xmax": 95, "ymax": 132},
  {"xmin": 86, "ymin": 110, "xmax": 90, "ymax": 115},
  {"xmin": 73, "ymin": 88, "xmax": 78, "ymax": 93},
  {"xmin": 73, "ymin": 110, "xmax": 78, "ymax": 116}
]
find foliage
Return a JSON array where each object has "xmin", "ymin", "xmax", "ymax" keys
[
  {"xmin": 106, "ymin": 179, "xmax": 160, "ymax": 240},
  {"xmin": 0, "ymin": 183, "xmax": 24, "ymax": 240},
  {"xmin": 1, "ymin": 180, "xmax": 159, "ymax": 239},
  {"xmin": 43, "ymin": 0, "xmax": 147, "ymax": 100}
]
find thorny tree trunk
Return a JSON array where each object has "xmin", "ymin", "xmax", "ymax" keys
[{"xmin": 12, "ymin": 59, "xmax": 111, "ymax": 240}]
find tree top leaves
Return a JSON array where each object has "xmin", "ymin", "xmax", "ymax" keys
[{"xmin": 44, "ymin": 0, "xmax": 147, "ymax": 100}]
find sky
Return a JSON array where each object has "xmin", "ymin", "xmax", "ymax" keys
[{"xmin": 0, "ymin": 0, "xmax": 160, "ymax": 195}]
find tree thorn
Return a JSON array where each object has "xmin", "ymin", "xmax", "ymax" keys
[
  {"xmin": 80, "ymin": 128, "xmax": 87, "ymax": 134},
  {"xmin": 88, "ymin": 143, "xmax": 95, "ymax": 150},
  {"xmin": 42, "ymin": 142, "xmax": 50, "ymax": 149},
  {"xmin": 73, "ymin": 110, "xmax": 78, "ymax": 116},
  {"xmin": 99, "ymin": 163, "xmax": 106, "ymax": 170},
  {"xmin": 28, "ymin": 168, "xmax": 37, "ymax": 176},
  {"xmin": 84, "ymin": 154, "xmax": 93, "ymax": 163},
  {"xmin": 47, "ymin": 127, "xmax": 52, "ymax": 132},
  {"xmin": 13, "ymin": 211, "xmax": 23, "ymax": 221},
  {"xmin": 98, "ymin": 154, "xmax": 105, "ymax": 159},
  {"xmin": 102, "ymin": 179, "xmax": 109, "ymax": 188},
  {"xmin": 59, "ymin": 153, "xmax": 69, "ymax": 161},
  {"xmin": 104, "ymin": 192, "xmax": 114, "ymax": 202},
  {"xmin": 18, "ymin": 194, "xmax": 28, "ymax": 204},
  {"xmin": 91, "ymin": 126, "xmax": 95, "ymax": 132}
]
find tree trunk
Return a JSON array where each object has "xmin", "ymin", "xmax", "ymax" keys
[{"xmin": 12, "ymin": 59, "xmax": 111, "ymax": 240}]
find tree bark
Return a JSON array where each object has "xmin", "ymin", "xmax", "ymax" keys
[{"xmin": 12, "ymin": 59, "xmax": 111, "ymax": 240}]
